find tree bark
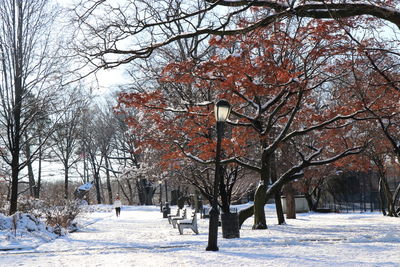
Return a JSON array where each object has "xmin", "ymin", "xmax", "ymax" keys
[
  {"xmin": 105, "ymin": 158, "xmax": 113, "ymax": 204},
  {"xmin": 271, "ymin": 153, "xmax": 285, "ymax": 225},
  {"xmin": 253, "ymin": 183, "xmax": 267, "ymax": 229},
  {"xmin": 382, "ymin": 177, "xmax": 394, "ymax": 216},
  {"xmin": 9, "ymin": 0, "xmax": 24, "ymax": 215},
  {"xmin": 275, "ymin": 192, "xmax": 285, "ymax": 225},
  {"xmin": 304, "ymin": 192, "xmax": 315, "ymax": 212},
  {"xmin": 251, "ymin": 147, "xmax": 270, "ymax": 229},
  {"xmin": 94, "ymin": 171, "xmax": 102, "ymax": 204},
  {"xmin": 64, "ymin": 161, "xmax": 69, "ymax": 199},
  {"xmin": 128, "ymin": 179, "xmax": 135, "ymax": 205},
  {"xmin": 219, "ymin": 166, "xmax": 230, "ymax": 214},
  {"xmin": 284, "ymin": 183, "xmax": 296, "ymax": 219},
  {"xmin": 378, "ymin": 179, "xmax": 387, "ymax": 216},
  {"xmin": 35, "ymin": 142, "xmax": 42, "ymax": 198},
  {"xmin": 24, "ymin": 135, "xmax": 36, "ymax": 198}
]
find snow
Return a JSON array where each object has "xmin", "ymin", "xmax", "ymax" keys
[
  {"xmin": 78, "ymin": 182, "xmax": 93, "ymax": 191},
  {"xmin": 0, "ymin": 213, "xmax": 59, "ymax": 251},
  {"xmin": 1, "ymin": 204, "xmax": 400, "ymax": 266}
]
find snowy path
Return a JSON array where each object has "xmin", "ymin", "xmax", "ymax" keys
[
  {"xmin": 1, "ymin": 206, "xmax": 211, "ymax": 266},
  {"xmin": 1, "ymin": 205, "xmax": 400, "ymax": 266}
]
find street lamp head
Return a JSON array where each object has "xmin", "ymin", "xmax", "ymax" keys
[
  {"xmin": 158, "ymin": 180, "xmax": 162, "ymax": 185},
  {"xmin": 214, "ymin": 99, "xmax": 231, "ymax": 122}
]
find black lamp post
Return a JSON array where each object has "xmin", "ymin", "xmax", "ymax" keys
[{"xmin": 206, "ymin": 99, "xmax": 231, "ymax": 252}]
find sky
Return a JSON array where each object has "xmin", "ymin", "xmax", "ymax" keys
[{"xmin": 54, "ymin": 0, "xmax": 129, "ymax": 97}]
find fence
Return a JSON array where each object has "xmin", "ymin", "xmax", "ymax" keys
[{"xmin": 318, "ymin": 191, "xmax": 382, "ymax": 213}]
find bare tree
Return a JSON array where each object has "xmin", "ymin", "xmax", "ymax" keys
[
  {"xmin": 0, "ymin": 0, "xmax": 69, "ymax": 214},
  {"xmin": 77, "ymin": 104, "xmax": 120, "ymax": 204},
  {"xmin": 96, "ymin": 104, "xmax": 118, "ymax": 204},
  {"xmin": 50, "ymin": 88, "xmax": 90, "ymax": 199},
  {"xmin": 72, "ymin": 0, "xmax": 400, "ymax": 69}
]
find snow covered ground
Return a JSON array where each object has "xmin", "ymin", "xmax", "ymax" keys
[{"xmin": 1, "ymin": 204, "xmax": 400, "ymax": 266}]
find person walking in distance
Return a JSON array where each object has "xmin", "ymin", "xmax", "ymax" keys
[{"xmin": 114, "ymin": 195, "xmax": 122, "ymax": 217}]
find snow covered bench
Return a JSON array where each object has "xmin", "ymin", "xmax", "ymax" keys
[
  {"xmin": 177, "ymin": 212, "xmax": 198, "ymax": 235},
  {"xmin": 171, "ymin": 209, "xmax": 187, "ymax": 228},
  {"xmin": 167, "ymin": 209, "xmax": 181, "ymax": 224},
  {"xmin": 73, "ymin": 181, "xmax": 94, "ymax": 200}
]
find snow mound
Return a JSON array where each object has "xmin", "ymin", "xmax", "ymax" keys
[{"xmin": 0, "ymin": 212, "xmax": 59, "ymax": 251}]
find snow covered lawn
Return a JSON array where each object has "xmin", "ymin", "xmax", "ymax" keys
[{"xmin": 1, "ymin": 204, "xmax": 400, "ymax": 266}]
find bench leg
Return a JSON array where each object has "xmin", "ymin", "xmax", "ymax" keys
[
  {"xmin": 178, "ymin": 224, "xmax": 198, "ymax": 235},
  {"xmin": 191, "ymin": 226, "xmax": 199, "ymax": 234}
]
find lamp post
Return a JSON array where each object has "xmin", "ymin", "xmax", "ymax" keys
[{"xmin": 206, "ymin": 99, "xmax": 231, "ymax": 251}]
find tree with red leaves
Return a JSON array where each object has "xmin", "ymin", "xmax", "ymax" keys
[{"xmin": 117, "ymin": 15, "xmax": 374, "ymax": 228}]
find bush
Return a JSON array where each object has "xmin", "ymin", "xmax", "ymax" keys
[
  {"xmin": 18, "ymin": 196, "xmax": 46, "ymax": 218},
  {"xmin": 42, "ymin": 200, "xmax": 81, "ymax": 230},
  {"xmin": 15, "ymin": 197, "xmax": 82, "ymax": 231}
]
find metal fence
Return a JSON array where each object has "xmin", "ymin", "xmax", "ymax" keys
[{"xmin": 318, "ymin": 191, "xmax": 382, "ymax": 213}]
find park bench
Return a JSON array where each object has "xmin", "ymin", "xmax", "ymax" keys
[
  {"xmin": 171, "ymin": 209, "xmax": 187, "ymax": 228},
  {"xmin": 167, "ymin": 208, "xmax": 181, "ymax": 224},
  {"xmin": 177, "ymin": 211, "xmax": 199, "ymax": 235}
]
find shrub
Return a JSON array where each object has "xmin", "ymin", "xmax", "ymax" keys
[
  {"xmin": 15, "ymin": 197, "xmax": 82, "ymax": 231},
  {"xmin": 17, "ymin": 196, "xmax": 46, "ymax": 218},
  {"xmin": 42, "ymin": 200, "xmax": 81, "ymax": 229}
]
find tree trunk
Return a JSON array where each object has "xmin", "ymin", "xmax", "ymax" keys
[
  {"xmin": 128, "ymin": 179, "xmax": 135, "ymax": 205},
  {"xmin": 219, "ymin": 166, "xmax": 230, "ymax": 214},
  {"xmin": 379, "ymin": 174, "xmax": 395, "ymax": 216},
  {"xmin": 144, "ymin": 184, "xmax": 154, "ymax": 205},
  {"xmin": 275, "ymin": 192, "xmax": 285, "ymax": 225},
  {"xmin": 392, "ymin": 183, "xmax": 400, "ymax": 217},
  {"xmin": 253, "ymin": 183, "xmax": 267, "ymax": 229},
  {"xmin": 314, "ymin": 188, "xmax": 322, "ymax": 211},
  {"xmin": 137, "ymin": 179, "xmax": 144, "ymax": 205},
  {"xmin": 9, "ymin": 0, "xmax": 24, "ymax": 215},
  {"xmin": 304, "ymin": 192, "xmax": 317, "ymax": 212},
  {"xmin": 271, "ymin": 153, "xmax": 285, "ymax": 225},
  {"xmin": 284, "ymin": 183, "xmax": 296, "ymax": 219},
  {"xmin": 382, "ymin": 177, "xmax": 394, "ymax": 216},
  {"xmin": 27, "ymin": 160, "xmax": 35, "ymax": 197},
  {"xmin": 252, "ymin": 148, "xmax": 270, "ymax": 229},
  {"xmin": 94, "ymin": 171, "xmax": 102, "ymax": 204},
  {"xmin": 10, "ymin": 161, "xmax": 20, "ymax": 215},
  {"xmin": 105, "ymin": 158, "xmax": 113, "ymax": 204},
  {"xmin": 378, "ymin": 179, "xmax": 387, "ymax": 216},
  {"xmin": 24, "ymin": 136, "xmax": 36, "ymax": 197},
  {"xmin": 35, "ymin": 143, "xmax": 42, "ymax": 198},
  {"xmin": 239, "ymin": 149, "xmax": 272, "ymax": 229},
  {"xmin": 64, "ymin": 161, "xmax": 69, "ymax": 199}
]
